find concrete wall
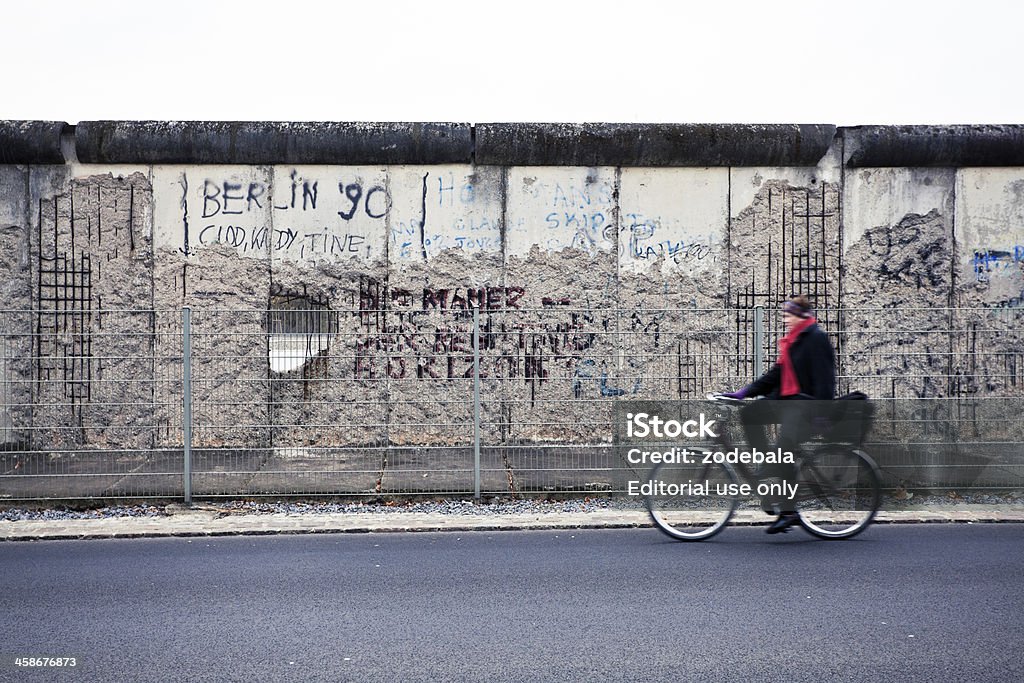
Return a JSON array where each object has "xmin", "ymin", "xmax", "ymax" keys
[{"xmin": 2, "ymin": 122, "xmax": 1023, "ymax": 451}]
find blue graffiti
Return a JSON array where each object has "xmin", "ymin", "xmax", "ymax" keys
[
  {"xmin": 453, "ymin": 236, "xmax": 495, "ymax": 250},
  {"xmin": 545, "ymin": 212, "xmax": 606, "ymax": 231},
  {"xmin": 973, "ymin": 246, "xmax": 1024, "ymax": 279},
  {"xmin": 599, "ymin": 372, "xmax": 626, "ymax": 397},
  {"xmin": 437, "ymin": 174, "xmax": 476, "ymax": 206},
  {"xmin": 989, "ymin": 288, "xmax": 1024, "ymax": 309}
]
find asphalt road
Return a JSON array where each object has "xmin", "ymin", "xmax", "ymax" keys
[{"xmin": 2, "ymin": 525, "xmax": 1023, "ymax": 682}]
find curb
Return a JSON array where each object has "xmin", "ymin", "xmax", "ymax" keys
[{"xmin": 2, "ymin": 508, "xmax": 1023, "ymax": 542}]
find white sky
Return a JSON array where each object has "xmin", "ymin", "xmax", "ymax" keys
[{"xmin": 2, "ymin": 0, "xmax": 1021, "ymax": 125}]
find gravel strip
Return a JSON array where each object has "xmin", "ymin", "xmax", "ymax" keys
[
  {"xmin": 0, "ymin": 505, "xmax": 170, "ymax": 522},
  {"xmin": 0, "ymin": 498, "xmax": 648, "ymax": 522},
  {"xmin": 2, "ymin": 491, "xmax": 1022, "ymax": 523}
]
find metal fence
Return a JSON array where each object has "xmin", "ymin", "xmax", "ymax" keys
[{"xmin": 2, "ymin": 306, "xmax": 1023, "ymax": 501}]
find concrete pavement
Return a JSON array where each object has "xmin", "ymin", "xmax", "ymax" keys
[{"xmin": 3, "ymin": 502, "xmax": 1024, "ymax": 542}]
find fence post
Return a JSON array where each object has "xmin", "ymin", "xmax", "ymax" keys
[
  {"xmin": 183, "ymin": 307, "xmax": 193, "ymax": 505},
  {"xmin": 473, "ymin": 306, "xmax": 481, "ymax": 499},
  {"xmin": 754, "ymin": 305, "xmax": 765, "ymax": 379}
]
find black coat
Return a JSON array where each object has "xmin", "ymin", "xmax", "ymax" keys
[{"xmin": 747, "ymin": 322, "xmax": 835, "ymax": 400}]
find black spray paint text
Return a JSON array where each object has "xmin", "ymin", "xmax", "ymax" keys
[{"xmin": 200, "ymin": 174, "xmax": 390, "ymax": 221}]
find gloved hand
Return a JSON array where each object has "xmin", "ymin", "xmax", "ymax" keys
[{"xmin": 722, "ymin": 387, "xmax": 749, "ymax": 400}]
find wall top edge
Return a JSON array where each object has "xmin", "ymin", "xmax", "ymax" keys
[
  {"xmin": 3, "ymin": 121, "xmax": 1024, "ymax": 167},
  {"xmin": 843, "ymin": 124, "xmax": 1024, "ymax": 167},
  {"xmin": 0, "ymin": 120, "xmax": 68, "ymax": 164},
  {"xmin": 475, "ymin": 123, "xmax": 836, "ymax": 167},
  {"xmin": 74, "ymin": 121, "xmax": 474, "ymax": 166}
]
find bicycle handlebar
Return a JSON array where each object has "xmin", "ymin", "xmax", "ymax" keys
[{"xmin": 706, "ymin": 393, "xmax": 748, "ymax": 407}]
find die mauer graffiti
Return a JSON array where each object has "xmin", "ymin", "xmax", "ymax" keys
[{"xmin": 350, "ymin": 279, "xmax": 607, "ymax": 390}]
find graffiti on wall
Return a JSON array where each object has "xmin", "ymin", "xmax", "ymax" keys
[
  {"xmin": 390, "ymin": 170, "xmax": 502, "ymax": 260},
  {"xmin": 986, "ymin": 289, "xmax": 1024, "ymax": 309},
  {"xmin": 170, "ymin": 168, "xmax": 388, "ymax": 262},
  {"xmin": 168, "ymin": 168, "xmax": 508, "ymax": 263},
  {"xmin": 507, "ymin": 173, "xmax": 617, "ymax": 255},
  {"xmin": 264, "ymin": 278, "xmax": 633, "ymax": 401},
  {"xmin": 625, "ymin": 212, "xmax": 715, "ymax": 263},
  {"xmin": 352, "ymin": 279, "xmax": 587, "ymax": 381},
  {"xmin": 168, "ymin": 167, "xmax": 733, "ymax": 266},
  {"xmin": 972, "ymin": 246, "xmax": 1024, "ymax": 282}
]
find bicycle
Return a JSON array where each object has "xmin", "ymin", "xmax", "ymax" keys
[{"xmin": 645, "ymin": 393, "xmax": 882, "ymax": 541}]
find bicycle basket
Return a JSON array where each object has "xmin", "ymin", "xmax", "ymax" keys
[{"xmin": 824, "ymin": 391, "xmax": 875, "ymax": 445}]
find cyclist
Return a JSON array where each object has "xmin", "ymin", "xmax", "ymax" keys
[{"xmin": 723, "ymin": 295, "xmax": 836, "ymax": 534}]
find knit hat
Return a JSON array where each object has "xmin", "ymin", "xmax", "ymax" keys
[{"xmin": 782, "ymin": 297, "xmax": 812, "ymax": 318}]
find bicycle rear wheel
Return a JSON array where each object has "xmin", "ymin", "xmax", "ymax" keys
[
  {"xmin": 646, "ymin": 458, "xmax": 738, "ymax": 541},
  {"xmin": 794, "ymin": 448, "xmax": 881, "ymax": 539}
]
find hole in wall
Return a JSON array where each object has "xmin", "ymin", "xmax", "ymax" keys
[{"xmin": 268, "ymin": 292, "xmax": 335, "ymax": 374}]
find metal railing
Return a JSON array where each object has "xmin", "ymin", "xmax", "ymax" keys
[{"xmin": 2, "ymin": 306, "xmax": 1023, "ymax": 501}]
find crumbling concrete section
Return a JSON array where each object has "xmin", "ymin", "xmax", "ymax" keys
[
  {"xmin": 843, "ymin": 210, "xmax": 954, "ymax": 398},
  {"xmin": 384, "ymin": 164, "xmax": 504, "ymax": 449},
  {"xmin": 729, "ymin": 173, "xmax": 841, "ymax": 309},
  {"xmin": 0, "ymin": 166, "xmax": 31, "ymax": 447},
  {"xmin": 955, "ymin": 168, "xmax": 1024, "ymax": 308},
  {"xmin": 727, "ymin": 167, "xmax": 843, "ymax": 401},
  {"xmin": 953, "ymin": 168, "xmax": 1024, "ymax": 397},
  {"xmin": 0, "ymin": 166, "xmax": 30, "ymax": 309},
  {"xmin": 262, "ymin": 165, "xmax": 390, "ymax": 492},
  {"xmin": 502, "ymin": 167, "xmax": 618, "ymax": 448},
  {"xmin": 152, "ymin": 165, "xmax": 271, "ymax": 453},
  {"xmin": 28, "ymin": 167, "xmax": 155, "ymax": 450},
  {"xmin": 841, "ymin": 167, "xmax": 957, "ymax": 398},
  {"xmin": 616, "ymin": 167, "xmax": 730, "ymax": 403},
  {"xmin": 494, "ymin": 167, "xmax": 621, "ymax": 491}
]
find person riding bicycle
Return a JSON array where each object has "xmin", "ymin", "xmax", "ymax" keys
[{"xmin": 723, "ymin": 295, "xmax": 836, "ymax": 534}]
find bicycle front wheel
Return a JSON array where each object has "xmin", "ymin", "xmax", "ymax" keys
[
  {"xmin": 646, "ymin": 458, "xmax": 738, "ymax": 541},
  {"xmin": 794, "ymin": 448, "xmax": 881, "ymax": 539}
]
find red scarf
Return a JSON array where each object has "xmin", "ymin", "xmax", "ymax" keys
[{"xmin": 778, "ymin": 316, "xmax": 816, "ymax": 397}]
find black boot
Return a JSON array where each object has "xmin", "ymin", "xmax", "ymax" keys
[{"xmin": 766, "ymin": 513, "xmax": 799, "ymax": 535}]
